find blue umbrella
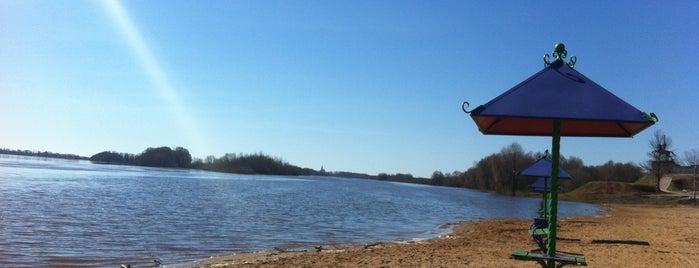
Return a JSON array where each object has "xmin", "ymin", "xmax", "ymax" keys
[
  {"xmin": 464, "ymin": 46, "xmax": 656, "ymax": 137},
  {"xmin": 521, "ymin": 155, "xmax": 573, "ymax": 217},
  {"xmin": 520, "ymin": 156, "xmax": 572, "ymax": 179},
  {"xmin": 463, "ymin": 43, "xmax": 657, "ymax": 264}
]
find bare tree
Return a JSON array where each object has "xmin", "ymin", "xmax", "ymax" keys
[
  {"xmin": 683, "ymin": 148, "xmax": 699, "ymax": 166},
  {"xmin": 643, "ymin": 130, "xmax": 676, "ymax": 191}
]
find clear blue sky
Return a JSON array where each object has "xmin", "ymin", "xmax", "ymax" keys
[{"xmin": 1, "ymin": 0, "xmax": 697, "ymax": 177}]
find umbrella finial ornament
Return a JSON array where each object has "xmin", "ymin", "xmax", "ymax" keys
[
  {"xmin": 544, "ymin": 43, "xmax": 577, "ymax": 68},
  {"xmin": 553, "ymin": 43, "xmax": 567, "ymax": 60}
]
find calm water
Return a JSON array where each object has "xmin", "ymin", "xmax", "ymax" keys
[{"xmin": 0, "ymin": 155, "xmax": 600, "ymax": 267}]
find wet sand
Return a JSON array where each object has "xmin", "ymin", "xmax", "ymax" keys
[{"xmin": 190, "ymin": 204, "xmax": 699, "ymax": 267}]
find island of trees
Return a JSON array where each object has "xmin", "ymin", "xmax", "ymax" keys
[
  {"xmin": 90, "ymin": 146, "xmax": 192, "ymax": 168},
  {"xmin": 89, "ymin": 147, "xmax": 314, "ymax": 176}
]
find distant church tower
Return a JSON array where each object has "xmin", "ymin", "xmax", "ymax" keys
[{"xmin": 320, "ymin": 165, "xmax": 326, "ymax": 173}]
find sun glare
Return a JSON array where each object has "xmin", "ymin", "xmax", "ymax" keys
[{"xmin": 101, "ymin": 0, "xmax": 207, "ymax": 155}]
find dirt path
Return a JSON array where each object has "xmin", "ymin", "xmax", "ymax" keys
[
  {"xmin": 660, "ymin": 175, "xmax": 673, "ymax": 193},
  {"xmin": 658, "ymin": 175, "xmax": 696, "ymax": 200}
]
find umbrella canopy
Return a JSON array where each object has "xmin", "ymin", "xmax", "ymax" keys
[
  {"xmin": 519, "ymin": 156, "xmax": 572, "ymax": 178},
  {"xmin": 465, "ymin": 52, "xmax": 657, "ymax": 137}
]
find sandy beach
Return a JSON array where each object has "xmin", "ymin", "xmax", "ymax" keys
[{"xmin": 189, "ymin": 203, "xmax": 698, "ymax": 267}]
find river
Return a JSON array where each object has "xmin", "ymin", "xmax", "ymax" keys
[{"xmin": 0, "ymin": 155, "xmax": 600, "ymax": 267}]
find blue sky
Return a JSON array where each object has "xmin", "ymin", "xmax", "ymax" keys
[{"xmin": 1, "ymin": 0, "xmax": 697, "ymax": 177}]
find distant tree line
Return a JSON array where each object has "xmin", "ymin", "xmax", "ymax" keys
[
  {"xmin": 87, "ymin": 142, "xmax": 644, "ymax": 193},
  {"xmin": 377, "ymin": 173, "xmax": 431, "ymax": 185},
  {"xmin": 0, "ymin": 148, "xmax": 86, "ymax": 160},
  {"xmin": 89, "ymin": 151, "xmax": 136, "ymax": 164},
  {"xmin": 90, "ymin": 147, "xmax": 314, "ymax": 175},
  {"xmin": 90, "ymin": 146, "xmax": 191, "ymax": 168},
  {"xmin": 192, "ymin": 153, "xmax": 314, "ymax": 175},
  {"xmin": 12, "ymin": 139, "xmax": 658, "ymax": 195},
  {"xmin": 429, "ymin": 142, "xmax": 643, "ymax": 195}
]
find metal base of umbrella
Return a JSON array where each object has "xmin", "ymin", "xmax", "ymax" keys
[{"xmin": 511, "ymin": 250, "xmax": 587, "ymax": 267}]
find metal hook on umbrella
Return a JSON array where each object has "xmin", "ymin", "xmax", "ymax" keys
[{"xmin": 462, "ymin": 101, "xmax": 472, "ymax": 114}]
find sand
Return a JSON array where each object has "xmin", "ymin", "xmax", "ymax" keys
[{"xmin": 189, "ymin": 204, "xmax": 699, "ymax": 267}]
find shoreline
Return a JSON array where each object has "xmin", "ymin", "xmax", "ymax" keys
[
  {"xmin": 182, "ymin": 220, "xmax": 470, "ymax": 267},
  {"xmin": 187, "ymin": 203, "xmax": 698, "ymax": 267}
]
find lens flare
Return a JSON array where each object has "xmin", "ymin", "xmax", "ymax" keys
[{"xmin": 101, "ymin": 0, "xmax": 207, "ymax": 155}]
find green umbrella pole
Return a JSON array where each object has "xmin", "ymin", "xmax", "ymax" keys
[
  {"xmin": 541, "ymin": 191, "xmax": 545, "ymax": 217},
  {"xmin": 546, "ymin": 120, "xmax": 561, "ymax": 266},
  {"xmin": 543, "ymin": 178, "xmax": 548, "ymax": 217}
]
